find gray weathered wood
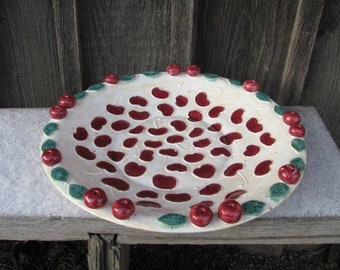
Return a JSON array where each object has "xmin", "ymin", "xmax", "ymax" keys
[
  {"xmin": 88, "ymin": 234, "xmax": 130, "ymax": 270},
  {"xmin": 194, "ymin": 0, "xmax": 324, "ymax": 105},
  {"xmin": 77, "ymin": 0, "xmax": 196, "ymax": 88},
  {"xmin": 52, "ymin": 0, "xmax": 83, "ymax": 93},
  {"xmin": 0, "ymin": 107, "xmax": 339, "ymax": 244},
  {"xmin": 0, "ymin": 0, "xmax": 62, "ymax": 107},
  {"xmin": 301, "ymin": 0, "xmax": 340, "ymax": 147}
]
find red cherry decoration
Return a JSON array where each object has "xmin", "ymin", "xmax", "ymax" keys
[
  {"xmin": 167, "ymin": 64, "xmax": 181, "ymax": 76},
  {"xmin": 104, "ymin": 74, "xmax": 119, "ymax": 84},
  {"xmin": 278, "ymin": 164, "xmax": 300, "ymax": 184},
  {"xmin": 186, "ymin": 65, "xmax": 201, "ymax": 77},
  {"xmin": 41, "ymin": 148, "xmax": 62, "ymax": 166},
  {"xmin": 289, "ymin": 124, "xmax": 305, "ymax": 137},
  {"xmin": 84, "ymin": 188, "xmax": 107, "ymax": 209},
  {"xmin": 243, "ymin": 79, "xmax": 260, "ymax": 92},
  {"xmin": 218, "ymin": 199, "xmax": 242, "ymax": 224},
  {"xmin": 58, "ymin": 94, "xmax": 76, "ymax": 108},
  {"xmin": 112, "ymin": 198, "xmax": 135, "ymax": 220},
  {"xmin": 283, "ymin": 111, "xmax": 301, "ymax": 125},
  {"xmin": 189, "ymin": 204, "xmax": 213, "ymax": 227},
  {"xmin": 49, "ymin": 105, "xmax": 67, "ymax": 119}
]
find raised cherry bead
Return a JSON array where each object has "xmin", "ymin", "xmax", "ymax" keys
[
  {"xmin": 283, "ymin": 111, "xmax": 301, "ymax": 126},
  {"xmin": 186, "ymin": 65, "xmax": 201, "ymax": 77},
  {"xmin": 289, "ymin": 124, "xmax": 305, "ymax": 137},
  {"xmin": 105, "ymin": 74, "xmax": 119, "ymax": 84},
  {"xmin": 112, "ymin": 198, "xmax": 135, "ymax": 220},
  {"xmin": 278, "ymin": 164, "xmax": 300, "ymax": 184},
  {"xmin": 84, "ymin": 188, "xmax": 107, "ymax": 209},
  {"xmin": 243, "ymin": 80, "xmax": 260, "ymax": 92},
  {"xmin": 218, "ymin": 199, "xmax": 242, "ymax": 223},
  {"xmin": 167, "ymin": 64, "xmax": 181, "ymax": 76},
  {"xmin": 41, "ymin": 148, "xmax": 62, "ymax": 166},
  {"xmin": 50, "ymin": 105, "xmax": 67, "ymax": 119},
  {"xmin": 58, "ymin": 94, "xmax": 76, "ymax": 108}
]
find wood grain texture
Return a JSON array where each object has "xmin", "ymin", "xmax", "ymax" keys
[
  {"xmin": 77, "ymin": 0, "xmax": 196, "ymax": 88},
  {"xmin": 0, "ymin": 216, "xmax": 339, "ymax": 244},
  {"xmin": 194, "ymin": 0, "xmax": 323, "ymax": 105},
  {"xmin": 52, "ymin": 0, "xmax": 83, "ymax": 93},
  {"xmin": 301, "ymin": 0, "xmax": 340, "ymax": 147},
  {"xmin": 0, "ymin": 0, "xmax": 62, "ymax": 107}
]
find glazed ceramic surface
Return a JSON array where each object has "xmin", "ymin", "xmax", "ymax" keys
[{"xmin": 40, "ymin": 67, "xmax": 306, "ymax": 232}]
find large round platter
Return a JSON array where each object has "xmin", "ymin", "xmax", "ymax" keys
[{"xmin": 40, "ymin": 66, "xmax": 306, "ymax": 233}]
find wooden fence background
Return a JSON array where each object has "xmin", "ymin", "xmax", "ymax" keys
[{"xmin": 0, "ymin": 0, "xmax": 339, "ymax": 146}]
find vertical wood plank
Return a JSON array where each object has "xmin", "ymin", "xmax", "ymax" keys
[
  {"xmin": 195, "ymin": 0, "xmax": 323, "ymax": 105},
  {"xmin": 52, "ymin": 0, "xmax": 83, "ymax": 93},
  {"xmin": 77, "ymin": 0, "xmax": 196, "ymax": 88},
  {"xmin": 0, "ymin": 0, "xmax": 62, "ymax": 107},
  {"xmin": 301, "ymin": 0, "xmax": 340, "ymax": 146}
]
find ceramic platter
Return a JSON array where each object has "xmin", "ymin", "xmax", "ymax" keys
[{"xmin": 40, "ymin": 65, "xmax": 306, "ymax": 233}]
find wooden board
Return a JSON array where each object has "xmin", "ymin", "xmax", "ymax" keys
[{"xmin": 301, "ymin": 0, "xmax": 340, "ymax": 147}]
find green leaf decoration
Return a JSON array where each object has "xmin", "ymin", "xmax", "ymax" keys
[
  {"xmin": 274, "ymin": 105, "xmax": 287, "ymax": 115},
  {"xmin": 291, "ymin": 138, "xmax": 306, "ymax": 152},
  {"xmin": 255, "ymin": 91, "xmax": 270, "ymax": 102},
  {"xmin": 242, "ymin": 200, "xmax": 266, "ymax": 216},
  {"xmin": 120, "ymin": 74, "xmax": 136, "ymax": 81},
  {"xmin": 142, "ymin": 71, "xmax": 160, "ymax": 77},
  {"xmin": 69, "ymin": 184, "xmax": 87, "ymax": 200},
  {"xmin": 88, "ymin": 83, "xmax": 104, "ymax": 91},
  {"xmin": 41, "ymin": 139, "xmax": 56, "ymax": 151},
  {"xmin": 156, "ymin": 213, "xmax": 186, "ymax": 229},
  {"xmin": 229, "ymin": 79, "xmax": 242, "ymax": 86},
  {"xmin": 51, "ymin": 167, "xmax": 69, "ymax": 182},
  {"xmin": 290, "ymin": 157, "xmax": 305, "ymax": 171},
  {"xmin": 74, "ymin": 91, "xmax": 87, "ymax": 100},
  {"xmin": 43, "ymin": 123, "xmax": 58, "ymax": 136},
  {"xmin": 203, "ymin": 73, "xmax": 219, "ymax": 80},
  {"xmin": 269, "ymin": 182, "xmax": 290, "ymax": 202}
]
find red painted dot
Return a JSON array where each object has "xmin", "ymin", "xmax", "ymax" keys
[
  {"xmin": 144, "ymin": 140, "xmax": 162, "ymax": 148},
  {"xmin": 176, "ymin": 95, "xmax": 188, "ymax": 107},
  {"xmin": 167, "ymin": 64, "xmax": 181, "ymax": 76},
  {"xmin": 140, "ymin": 150, "xmax": 154, "ymax": 162},
  {"xmin": 107, "ymin": 151, "xmax": 125, "ymax": 162},
  {"xmin": 157, "ymin": 103, "xmax": 174, "ymax": 116},
  {"xmin": 260, "ymin": 133, "xmax": 276, "ymax": 146},
  {"xmin": 58, "ymin": 95, "xmax": 76, "ymax": 108},
  {"xmin": 224, "ymin": 163, "xmax": 243, "ymax": 176},
  {"xmin": 193, "ymin": 138, "xmax": 210, "ymax": 148},
  {"xmin": 170, "ymin": 120, "xmax": 187, "ymax": 131},
  {"xmin": 123, "ymin": 138, "xmax": 138, "ymax": 148},
  {"xmin": 184, "ymin": 153, "xmax": 204, "ymax": 163},
  {"xmin": 129, "ymin": 96, "xmax": 148, "ymax": 107},
  {"xmin": 159, "ymin": 148, "xmax": 178, "ymax": 157},
  {"xmin": 199, "ymin": 183, "xmax": 222, "ymax": 195},
  {"xmin": 220, "ymin": 132, "xmax": 242, "ymax": 145},
  {"xmin": 152, "ymin": 174, "xmax": 177, "ymax": 189},
  {"xmin": 151, "ymin": 87, "xmax": 169, "ymax": 99},
  {"xmin": 243, "ymin": 145, "xmax": 260, "ymax": 156},
  {"xmin": 106, "ymin": 104, "xmax": 124, "ymax": 115},
  {"xmin": 166, "ymin": 163, "xmax": 187, "ymax": 172},
  {"xmin": 102, "ymin": 177, "xmax": 129, "ymax": 191},
  {"xmin": 75, "ymin": 145, "xmax": 96, "ymax": 160},
  {"xmin": 129, "ymin": 125, "xmax": 145, "ymax": 134},
  {"xmin": 148, "ymin": 127, "xmax": 168, "ymax": 135},
  {"xmin": 209, "ymin": 106, "xmax": 224, "ymax": 118},
  {"xmin": 165, "ymin": 193, "xmax": 191, "ymax": 202},
  {"xmin": 189, "ymin": 127, "xmax": 204, "ymax": 138},
  {"xmin": 91, "ymin": 117, "xmax": 107, "ymax": 130},
  {"xmin": 207, "ymin": 123, "xmax": 221, "ymax": 132},
  {"xmin": 246, "ymin": 118, "xmax": 263, "ymax": 133},
  {"xmin": 50, "ymin": 105, "xmax": 67, "ymax": 119},
  {"xmin": 188, "ymin": 110, "xmax": 202, "ymax": 122},
  {"xmin": 210, "ymin": 147, "xmax": 231, "ymax": 157},
  {"xmin": 225, "ymin": 190, "xmax": 246, "ymax": 200},
  {"xmin": 167, "ymin": 135, "xmax": 184, "ymax": 143},
  {"xmin": 231, "ymin": 108, "xmax": 244, "ymax": 124},
  {"xmin": 136, "ymin": 201, "xmax": 162, "ymax": 208},
  {"xmin": 243, "ymin": 79, "xmax": 260, "ymax": 92},
  {"xmin": 41, "ymin": 148, "xmax": 62, "ymax": 166},
  {"xmin": 94, "ymin": 135, "xmax": 112, "ymax": 147},
  {"xmin": 195, "ymin": 92, "xmax": 210, "ymax": 107},
  {"xmin": 186, "ymin": 65, "xmax": 201, "ymax": 76},
  {"xmin": 124, "ymin": 162, "xmax": 146, "ymax": 177},
  {"xmin": 104, "ymin": 74, "xmax": 119, "ymax": 84},
  {"xmin": 193, "ymin": 164, "xmax": 215, "ymax": 178},
  {"xmin": 129, "ymin": 110, "xmax": 150, "ymax": 120},
  {"xmin": 111, "ymin": 120, "xmax": 130, "ymax": 131},
  {"xmin": 136, "ymin": 190, "xmax": 158, "ymax": 199},
  {"xmin": 73, "ymin": 127, "xmax": 88, "ymax": 141},
  {"xmin": 96, "ymin": 161, "xmax": 116, "ymax": 173},
  {"xmin": 254, "ymin": 160, "xmax": 272, "ymax": 176}
]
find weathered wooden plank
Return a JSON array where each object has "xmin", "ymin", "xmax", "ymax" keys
[
  {"xmin": 77, "ymin": 0, "xmax": 196, "ymax": 88},
  {"xmin": 0, "ymin": 0, "xmax": 62, "ymax": 107},
  {"xmin": 194, "ymin": 0, "xmax": 324, "ymax": 105},
  {"xmin": 0, "ymin": 216, "xmax": 339, "ymax": 244},
  {"xmin": 301, "ymin": 0, "xmax": 340, "ymax": 147},
  {"xmin": 52, "ymin": 0, "xmax": 83, "ymax": 93}
]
